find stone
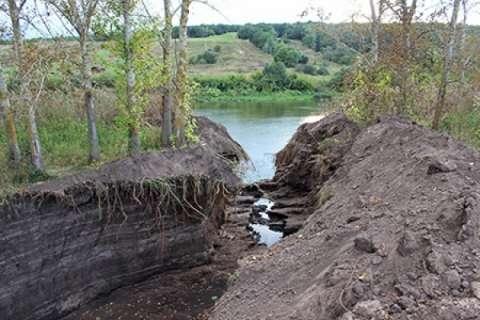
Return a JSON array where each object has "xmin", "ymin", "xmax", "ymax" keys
[
  {"xmin": 397, "ymin": 231, "xmax": 419, "ymax": 257},
  {"xmin": 472, "ymin": 282, "xmax": 480, "ymax": 300},
  {"xmin": 353, "ymin": 300, "xmax": 385, "ymax": 318},
  {"xmin": 354, "ymin": 235, "xmax": 377, "ymax": 253},
  {"xmin": 444, "ymin": 270, "xmax": 462, "ymax": 290},
  {"xmin": 427, "ymin": 158, "xmax": 457, "ymax": 175}
]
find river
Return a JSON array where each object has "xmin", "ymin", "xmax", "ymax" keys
[{"xmin": 195, "ymin": 99, "xmax": 324, "ymax": 182}]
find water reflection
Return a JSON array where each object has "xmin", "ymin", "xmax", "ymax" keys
[{"xmin": 195, "ymin": 99, "xmax": 324, "ymax": 182}]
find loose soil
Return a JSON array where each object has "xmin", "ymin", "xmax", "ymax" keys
[{"xmin": 211, "ymin": 113, "xmax": 480, "ymax": 320}]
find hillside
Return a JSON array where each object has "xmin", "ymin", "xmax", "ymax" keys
[{"xmin": 187, "ymin": 33, "xmax": 272, "ymax": 76}]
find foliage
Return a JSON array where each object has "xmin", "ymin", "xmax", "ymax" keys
[
  {"xmin": 193, "ymin": 61, "xmax": 315, "ymax": 97},
  {"xmin": 323, "ymin": 46, "xmax": 356, "ymax": 65},
  {"xmin": 100, "ymin": 24, "xmax": 164, "ymax": 139},
  {"xmin": 273, "ymin": 45, "xmax": 307, "ymax": 67},
  {"xmin": 190, "ymin": 48, "xmax": 219, "ymax": 64}
]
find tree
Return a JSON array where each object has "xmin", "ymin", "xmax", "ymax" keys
[
  {"xmin": 174, "ymin": 0, "xmax": 193, "ymax": 146},
  {"xmin": 432, "ymin": 0, "xmax": 462, "ymax": 130},
  {"xmin": 369, "ymin": 0, "xmax": 386, "ymax": 64},
  {"xmin": 260, "ymin": 62, "xmax": 290, "ymax": 91},
  {"xmin": 46, "ymin": 0, "xmax": 101, "ymax": 162},
  {"xmin": 7, "ymin": 0, "xmax": 44, "ymax": 170},
  {"xmin": 161, "ymin": 0, "xmax": 173, "ymax": 147},
  {"xmin": 122, "ymin": 0, "xmax": 140, "ymax": 154},
  {"xmin": 384, "ymin": 0, "xmax": 418, "ymax": 113},
  {"xmin": 273, "ymin": 46, "xmax": 303, "ymax": 68},
  {"xmin": 0, "ymin": 64, "xmax": 21, "ymax": 165}
]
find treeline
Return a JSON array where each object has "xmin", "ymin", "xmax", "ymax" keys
[
  {"xmin": 237, "ymin": 22, "xmax": 357, "ymax": 66},
  {"xmin": 172, "ymin": 24, "xmax": 241, "ymax": 38},
  {"xmin": 195, "ymin": 62, "xmax": 314, "ymax": 94},
  {"xmin": 340, "ymin": 0, "xmax": 479, "ymax": 148}
]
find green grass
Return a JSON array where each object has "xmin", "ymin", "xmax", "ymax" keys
[
  {"xmin": 0, "ymin": 89, "xmax": 166, "ymax": 193},
  {"xmin": 195, "ymin": 91, "xmax": 316, "ymax": 103},
  {"xmin": 442, "ymin": 109, "xmax": 480, "ymax": 149},
  {"xmin": 187, "ymin": 33, "xmax": 272, "ymax": 76}
]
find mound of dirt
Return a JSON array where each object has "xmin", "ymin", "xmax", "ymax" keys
[
  {"xmin": 28, "ymin": 144, "xmax": 241, "ymax": 194},
  {"xmin": 211, "ymin": 114, "xmax": 480, "ymax": 320},
  {"xmin": 195, "ymin": 116, "xmax": 249, "ymax": 162}
]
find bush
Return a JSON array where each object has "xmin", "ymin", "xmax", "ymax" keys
[
  {"xmin": 299, "ymin": 54, "xmax": 309, "ymax": 64},
  {"xmin": 259, "ymin": 61, "xmax": 291, "ymax": 91},
  {"xmin": 323, "ymin": 46, "xmax": 356, "ymax": 65},
  {"xmin": 317, "ymin": 66, "xmax": 330, "ymax": 76},
  {"xmin": 296, "ymin": 64, "xmax": 317, "ymax": 75},
  {"xmin": 328, "ymin": 67, "xmax": 351, "ymax": 91},
  {"xmin": 273, "ymin": 46, "xmax": 303, "ymax": 68},
  {"xmin": 190, "ymin": 49, "xmax": 219, "ymax": 64},
  {"xmin": 238, "ymin": 24, "xmax": 257, "ymax": 39}
]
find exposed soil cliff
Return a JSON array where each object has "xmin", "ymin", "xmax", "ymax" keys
[
  {"xmin": 0, "ymin": 119, "xmax": 247, "ymax": 320},
  {"xmin": 211, "ymin": 114, "xmax": 480, "ymax": 320}
]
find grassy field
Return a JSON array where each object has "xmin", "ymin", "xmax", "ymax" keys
[
  {"xmin": 187, "ymin": 33, "xmax": 272, "ymax": 75},
  {"xmin": 187, "ymin": 33, "xmax": 339, "ymax": 81}
]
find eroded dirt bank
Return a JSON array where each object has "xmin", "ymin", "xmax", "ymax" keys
[
  {"xmin": 211, "ymin": 113, "xmax": 480, "ymax": 320},
  {"xmin": 0, "ymin": 119, "xmax": 249, "ymax": 320}
]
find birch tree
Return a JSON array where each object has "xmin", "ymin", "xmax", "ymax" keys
[
  {"xmin": 432, "ymin": 0, "xmax": 462, "ymax": 130},
  {"xmin": 369, "ymin": 0, "xmax": 385, "ymax": 64},
  {"xmin": 6, "ymin": 0, "xmax": 44, "ymax": 170},
  {"xmin": 46, "ymin": 0, "xmax": 101, "ymax": 162},
  {"xmin": 0, "ymin": 65, "xmax": 21, "ymax": 164},
  {"xmin": 161, "ymin": 0, "xmax": 173, "ymax": 147},
  {"xmin": 174, "ymin": 0, "xmax": 192, "ymax": 146},
  {"xmin": 122, "ymin": 0, "xmax": 140, "ymax": 153}
]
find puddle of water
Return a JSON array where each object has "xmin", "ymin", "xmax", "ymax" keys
[
  {"xmin": 255, "ymin": 198, "xmax": 274, "ymax": 210},
  {"xmin": 248, "ymin": 198, "xmax": 284, "ymax": 247},
  {"xmin": 249, "ymin": 224, "xmax": 283, "ymax": 247}
]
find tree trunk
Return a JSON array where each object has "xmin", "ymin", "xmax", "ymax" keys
[
  {"xmin": 398, "ymin": 0, "xmax": 417, "ymax": 114},
  {"xmin": 369, "ymin": 0, "xmax": 380, "ymax": 64},
  {"xmin": 459, "ymin": 0, "xmax": 468, "ymax": 84},
  {"xmin": 432, "ymin": 0, "xmax": 462, "ymax": 130},
  {"xmin": 0, "ymin": 67, "xmax": 21, "ymax": 164},
  {"xmin": 161, "ymin": 0, "xmax": 174, "ymax": 147},
  {"xmin": 7, "ymin": 0, "xmax": 22, "ymax": 66},
  {"xmin": 123, "ymin": 0, "xmax": 140, "ymax": 154},
  {"xmin": 175, "ymin": 0, "xmax": 192, "ymax": 146},
  {"xmin": 27, "ymin": 103, "xmax": 43, "ymax": 170},
  {"xmin": 80, "ymin": 36, "xmax": 100, "ymax": 162}
]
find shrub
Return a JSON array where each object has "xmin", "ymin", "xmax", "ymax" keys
[
  {"xmin": 254, "ymin": 62, "xmax": 289, "ymax": 91},
  {"xmin": 296, "ymin": 64, "xmax": 317, "ymax": 75},
  {"xmin": 299, "ymin": 54, "xmax": 309, "ymax": 64},
  {"xmin": 317, "ymin": 66, "xmax": 330, "ymax": 76},
  {"xmin": 190, "ymin": 49, "xmax": 219, "ymax": 64},
  {"xmin": 273, "ymin": 46, "xmax": 303, "ymax": 68}
]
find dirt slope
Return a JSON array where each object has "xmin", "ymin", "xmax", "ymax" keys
[{"xmin": 211, "ymin": 114, "xmax": 480, "ymax": 320}]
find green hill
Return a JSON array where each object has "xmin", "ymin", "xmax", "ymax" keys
[{"xmin": 187, "ymin": 33, "xmax": 271, "ymax": 76}]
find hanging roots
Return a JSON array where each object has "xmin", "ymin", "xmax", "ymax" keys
[{"xmin": 0, "ymin": 175, "xmax": 230, "ymax": 231}]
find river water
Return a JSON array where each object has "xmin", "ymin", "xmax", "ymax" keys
[{"xmin": 195, "ymin": 99, "xmax": 324, "ymax": 183}]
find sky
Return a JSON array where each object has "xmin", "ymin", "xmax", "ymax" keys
[{"xmin": 146, "ymin": 0, "xmax": 480, "ymax": 26}]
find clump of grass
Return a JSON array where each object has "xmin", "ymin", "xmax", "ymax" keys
[
  {"xmin": 0, "ymin": 89, "xmax": 162, "ymax": 193},
  {"xmin": 442, "ymin": 108, "xmax": 480, "ymax": 149}
]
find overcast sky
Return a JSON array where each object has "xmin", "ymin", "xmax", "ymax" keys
[{"xmin": 146, "ymin": 0, "xmax": 480, "ymax": 25}]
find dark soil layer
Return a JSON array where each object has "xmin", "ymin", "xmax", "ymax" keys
[
  {"xmin": 211, "ymin": 113, "xmax": 480, "ymax": 320},
  {"xmin": 0, "ymin": 118, "xmax": 248, "ymax": 320},
  {"xmin": 62, "ymin": 215, "xmax": 258, "ymax": 320}
]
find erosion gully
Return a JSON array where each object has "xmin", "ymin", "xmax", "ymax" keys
[{"xmin": 63, "ymin": 100, "xmax": 324, "ymax": 320}]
